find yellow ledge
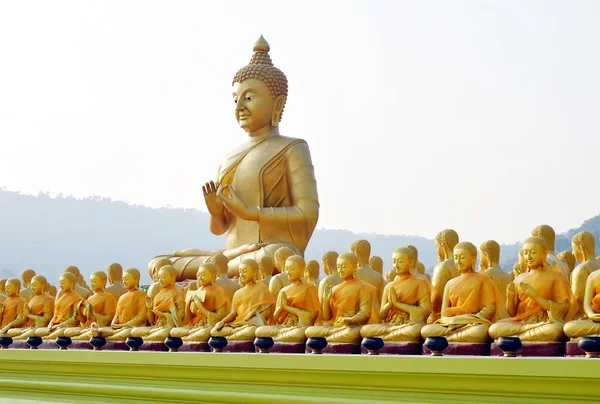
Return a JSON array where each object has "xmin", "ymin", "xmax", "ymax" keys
[{"xmin": 0, "ymin": 350, "xmax": 598, "ymax": 403}]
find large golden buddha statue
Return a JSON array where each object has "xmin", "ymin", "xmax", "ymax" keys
[
  {"xmin": 570, "ymin": 231, "xmax": 600, "ymax": 319},
  {"xmin": 421, "ymin": 242, "xmax": 504, "ymax": 343},
  {"xmin": 489, "ymin": 236, "xmax": 573, "ymax": 342},
  {"xmin": 153, "ymin": 36, "xmax": 319, "ymax": 281},
  {"xmin": 430, "ymin": 229, "xmax": 460, "ymax": 322},
  {"xmin": 478, "ymin": 240, "xmax": 511, "ymax": 302}
]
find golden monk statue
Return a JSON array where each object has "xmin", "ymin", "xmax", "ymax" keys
[
  {"xmin": 258, "ymin": 256, "xmax": 275, "ymax": 287},
  {"xmin": 318, "ymin": 251, "xmax": 341, "ymax": 304},
  {"xmin": 531, "ymin": 225, "xmax": 570, "ymax": 279},
  {"xmin": 268, "ymin": 246, "xmax": 295, "ymax": 298},
  {"xmin": 421, "ymin": 242, "xmax": 504, "ymax": 343},
  {"xmin": 35, "ymin": 273, "xmax": 83, "ymax": 339},
  {"xmin": 20, "ymin": 269, "xmax": 36, "ymax": 302},
  {"xmin": 305, "ymin": 253, "xmax": 377, "ymax": 344},
  {"xmin": 209, "ymin": 253, "xmax": 240, "ymax": 301},
  {"xmin": 557, "ymin": 251, "xmax": 576, "ymax": 278},
  {"xmin": 63, "ymin": 271, "xmax": 118, "ymax": 340},
  {"xmin": 3, "ymin": 276, "xmax": 54, "ymax": 340},
  {"xmin": 407, "ymin": 245, "xmax": 432, "ymax": 283},
  {"xmin": 351, "ymin": 240, "xmax": 384, "ymax": 305},
  {"xmin": 570, "ymin": 231, "xmax": 600, "ymax": 319},
  {"xmin": 106, "ymin": 263, "xmax": 128, "ymax": 300},
  {"xmin": 153, "ymin": 36, "xmax": 319, "ymax": 281},
  {"xmin": 211, "ymin": 259, "xmax": 275, "ymax": 341},
  {"xmin": 478, "ymin": 240, "xmax": 511, "ymax": 302},
  {"xmin": 564, "ymin": 267, "xmax": 600, "ymax": 339},
  {"xmin": 369, "ymin": 256, "xmax": 384, "ymax": 277},
  {"xmin": 256, "ymin": 256, "xmax": 320, "ymax": 342},
  {"xmin": 305, "ymin": 260, "xmax": 320, "ymax": 287},
  {"xmin": 147, "ymin": 258, "xmax": 184, "ymax": 303},
  {"xmin": 361, "ymin": 247, "xmax": 431, "ymax": 342},
  {"xmin": 131, "ymin": 265, "xmax": 185, "ymax": 341},
  {"xmin": 384, "ymin": 270, "xmax": 395, "ymax": 283},
  {"xmin": 430, "ymin": 229, "xmax": 460, "ymax": 322},
  {"xmin": 170, "ymin": 263, "xmax": 230, "ymax": 342},
  {"xmin": 489, "ymin": 236, "xmax": 573, "ymax": 342},
  {"xmin": 0, "ymin": 279, "xmax": 27, "ymax": 335},
  {"xmin": 92, "ymin": 268, "xmax": 148, "ymax": 341},
  {"xmin": 59, "ymin": 266, "xmax": 91, "ymax": 299}
]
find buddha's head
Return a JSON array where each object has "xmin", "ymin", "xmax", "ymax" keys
[
  {"xmin": 65, "ymin": 265, "xmax": 81, "ymax": 279},
  {"xmin": 369, "ymin": 256, "xmax": 383, "ymax": 275},
  {"xmin": 557, "ymin": 251, "xmax": 576, "ymax": 273},
  {"xmin": 531, "ymin": 225, "xmax": 556, "ymax": 252},
  {"xmin": 392, "ymin": 247, "xmax": 416, "ymax": 277},
  {"xmin": 258, "ymin": 256, "xmax": 275, "ymax": 280},
  {"xmin": 522, "ymin": 236, "xmax": 549, "ymax": 271},
  {"xmin": 30, "ymin": 275, "xmax": 47, "ymax": 296},
  {"xmin": 239, "ymin": 259, "xmax": 260, "ymax": 286},
  {"xmin": 435, "ymin": 229, "xmax": 459, "ymax": 261},
  {"xmin": 406, "ymin": 246, "xmax": 419, "ymax": 269},
  {"xmin": 107, "ymin": 263, "xmax": 123, "ymax": 284},
  {"xmin": 21, "ymin": 269, "xmax": 36, "ymax": 288},
  {"xmin": 322, "ymin": 251, "xmax": 339, "ymax": 276},
  {"xmin": 285, "ymin": 256, "xmax": 306, "ymax": 283},
  {"xmin": 48, "ymin": 285, "xmax": 57, "ymax": 298},
  {"xmin": 78, "ymin": 274, "xmax": 87, "ymax": 287},
  {"xmin": 453, "ymin": 242, "xmax": 477, "ymax": 273},
  {"xmin": 350, "ymin": 240, "xmax": 371, "ymax": 266},
  {"xmin": 123, "ymin": 268, "xmax": 141, "ymax": 291},
  {"xmin": 158, "ymin": 265, "xmax": 177, "ymax": 288},
  {"xmin": 305, "ymin": 260, "xmax": 320, "ymax": 281},
  {"xmin": 571, "ymin": 231, "xmax": 595, "ymax": 263},
  {"xmin": 416, "ymin": 261, "xmax": 426, "ymax": 275},
  {"xmin": 5, "ymin": 278, "xmax": 20, "ymax": 297},
  {"xmin": 479, "ymin": 240, "xmax": 500, "ymax": 270},
  {"xmin": 89, "ymin": 271, "xmax": 108, "ymax": 293},
  {"xmin": 208, "ymin": 253, "xmax": 229, "ymax": 276},
  {"xmin": 153, "ymin": 259, "xmax": 173, "ymax": 282},
  {"xmin": 337, "ymin": 253, "xmax": 359, "ymax": 281},
  {"xmin": 0, "ymin": 279, "xmax": 6, "ymax": 295},
  {"xmin": 232, "ymin": 36, "xmax": 288, "ymax": 134},
  {"xmin": 385, "ymin": 270, "xmax": 395, "ymax": 283},
  {"xmin": 274, "ymin": 246, "xmax": 295, "ymax": 272},
  {"xmin": 59, "ymin": 272, "xmax": 77, "ymax": 293},
  {"xmin": 197, "ymin": 263, "xmax": 218, "ymax": 287}
]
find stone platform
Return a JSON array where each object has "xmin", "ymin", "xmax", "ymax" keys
[{"xmin": 491, "ymin": 342, "xmax": 565, "ymax": 357}]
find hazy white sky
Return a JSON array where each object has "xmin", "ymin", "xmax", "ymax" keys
[{"xmin": 1, "ymin": 1, "xmax": 599, "ymax": 247}]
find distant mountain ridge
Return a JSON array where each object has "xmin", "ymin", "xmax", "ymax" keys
[{"xmin": 0, "ymin": 189, "xmax": 597, "ymax": 283}]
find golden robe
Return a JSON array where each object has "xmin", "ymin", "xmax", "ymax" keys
[
  {"xmin": 115, "ymin": 289, "xmax": 147, "ymax": 325},
  {"xmin": 276, "ymin": 282, "xmax": 320, "ymax": 326},
  {"xmin": 329, "ymin": 278, "xmax": 377, "ymax": 325},
  {"xmin": 152, "ymin": 287, "xmax": 185, "ymax": 327},
  {"xmin": 82, "ymin": 292, "xmax": 118, "ymax": 327},
  {"xmin": 26, "ymin": 294, "xmax": 55, "ymax": 327},
  {"xmin": 385, "ymin": 275, "xmax": 431, "ymax": 323},
  {"xmin": 51, "ymin": 291, "xmax": 83, "ymax": 325},
  {"xmin": 1, "ymin": 295, "xmax": 26, "ymax": 327},
  {"xmin": 232, "ymin": 282, "xmax": 275, "ymax": 325},
  {"xmin": 189, "ymin": 285, "xmax": 230, "ymax": 327}
]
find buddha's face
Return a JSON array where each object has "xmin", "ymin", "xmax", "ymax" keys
[
  {"xmin": 197, "ymin": 267, "xmax": 214, "ymax": 287},
  {"xmin": 522, "ymin": 242, "xmax": 547, "ymax": 270},
  {"xmin": 89, "ymin": 274, "xmax": 103, "ymax": 292},
  {"xmin": 58, "ymin": 275, "xmax": 74, "ymax": 293},
  {"xmin": 232, "ymin": 78, "xmax": 275, "ymax": 133},
  {"xmin": 572, "ymin": 242, "xmax": 584, "ymax": 263},
  {"xmin": 122, "ymin": 272, "xmax": 138, "ymax": 291},
  {"xmin": 158, "ymin": 268, "xmax": 175, "ymax": 288},
  {"xmin": 337, "ymin": 258, "xmax": 356, "ymax": 281},
  {"xmin": 285, "ymin": 258, "xmax": 304, "ymax": 283},
  {"xmin": 5, "ymin": 281, "xmax": 18, "ymax": 297},
  {"xmin": 392, "ymin": 252, "xmax": 413, "ymax": 276},
  {"xmin": 454, "ymin": 248, "xmax": 476, "ymax": 273},
  {"xmin": 239, "ymin": 264, "xmax": 257, "ymax": 286},
  {"xmin": 30, "ymin": 279, "xmax": 44, "ymax": 295}
]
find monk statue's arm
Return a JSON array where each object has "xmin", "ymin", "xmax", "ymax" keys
[
  {"xmin": 439, "ymin": 282, "xmax": 451, "ymax": 317},
  {"xmin": 475, "ymin": 302, "xmax": 496, "ymax": 321},
  {"xmin": 26, "ymin": 302, "xmax": 53, "ymax": 327},
  {"xmin": 344, "ymin": 292, "xmax": 372, "ymax": 326},
  {"xmin": 213, "ymin": 295, "xmax": 239, "ymax": 330},
  {"xmin": 0, "ymin": 302, "xmax": 26, "ymax": 334},
  {"xmin": 321, "ymin": 285, "xmax": 333, "ymax": 322},
  {"xmin": 378, "ymin": 284, "xmax": 393, "ymax": 320},
  {"xmin": 583, "ymin": 274, "xmax": 600, "ymax": 321},
  {"xmin": 572, "ymin": 267, "xmax": 587, "ymax": 307},
  {"xmin": 520, "ymin": 282, "xmax": 568, "ymax": 315},
  {"xmin": 506, "ymin": 282, "xmax": 519, "ymax": 318},
  {"xmin": 431, "ymin": 265, "xmax": 450, "ymax": 316},
  {"xmin": 145, "ymin": 296, "xmax": 155, "ymax": 325},
  {"xmin": 278, "ymin": 291, "xmax": 317, "ymax": 325},
  {"xmin": 49, "ymin": 308, "xmax": 80, "ymax": 330}
]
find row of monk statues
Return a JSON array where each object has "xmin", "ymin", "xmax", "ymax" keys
[{"xmin": 2, "ymin": 224, "xmax": 600, "ymax": 352}]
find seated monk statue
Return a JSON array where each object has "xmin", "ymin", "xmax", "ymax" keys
[
  {"xmin": 63, "ymin": 271, "xmax": 118, "ymax": 340},
  {"xmin": 489, "ymin": 236, "xmax": 573, "ymax": 342},
  {"xmin": 211, "ymin": 259, "xmax": 275, "ymax": 341},
  {"xmin": 570, "ymin": 231, "xmax": 600, "ymax": 319},
  {"xmin": 0, "ymin": 278, "xmax": 27, "ymax": 336},
  {"xmin": 421, "ymin": 242, "xmax": 504, "ymax": 343},
  {"xmin": 131, "ymin": 265, "xmax": 185, "ymax": 341},
  {"xmin": 304, "ymin": 260, "xmax": 320, "ymax": 287},
  {"xmin": 407, "ymin": 245, "xmax": 432, "ymax": 283},
  {"xmin": 256, "ymin": 256, "xmax": 320, "ymax": 342},
  {"xmin": 351, "ymin": 240, "xmax": 384, "ymax": 307},
  {"xmin": 531, "ymin": 225, "xmax": 570, "ymax": 280},
  {"xmin": 305, "ymin": 253, "xmax": 377, "ymax": 344},
  {"xmin": 147, "ymin": 259, "xmax": 184, "ymax": 304},
  {"xmin": 557, "ymin": 251, "xmax": 576, "ymax": 279},
  {"xmin": 318, "ymin": 251, "xmax": 341, "ymax": 304},
  {"xmin": 58, "ymin": 266, "xmax": 91, "ymax": 299},
  {"xmin": 564, "ymin": 267, "xmax": 600, "ymax": 339},
  {"xmin": 35, "ymin": 273, "xmax": 83, "ymax": 339},
  {"xmin": 269, "ymin": 246, "xmax": 295, "ymax": 298},
  {"xmin": 479, "ymin": 240, "xmax": 511, "ymax": 303},
  {"xmin": 361, "ymin": 247, "xmax": 431, "ymax": 342},
  {"xmin": 20, "ymin": 269, "xmax": 36, "ymax": 302},
  {"xmin": 209, "ymin": 253, "xmax": 240, "ymax": 301},
  {"xmin": 259, "ymin": 256, "xmax": 275, "ymax": 287},
  {"xmin": 92, "ymin": 268, "xmax": 148, "ymax": 341},
  {"xmin": 3, "ymin": 276, "xmax": 54, "ymax": 339},
  {"xmin": 170, "ymin": 263, "xmax": 230, "ymax": 342},
  {"xmin": 106, "ymin": 263, "xmax": 128, "ymax": 300},
  {"xmin": 430, "ymin": 229, "xmax": 460, "ymax": 322},
  {"xmin": 150, "ymin": 36, "xmax": 319, "ymax": 281}
]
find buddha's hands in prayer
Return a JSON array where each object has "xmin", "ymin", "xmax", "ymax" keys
[
  {"xmin": 389, "ymin": 287, "xmax": 399, "ymax": 306},
  {"xmin": 279, "ymin": 291, "xmax": 289, "ymax": 311},
  {"xmin": 217, "ymin": 185, "xmax": 259, "ymax": 221},
  {"xmin": 519, "ymin": 283, "xmax": 538, "ymax": 299},
  {"xmin": 203, "ymin": 181, "xmax": 225, "ymax": 217}
]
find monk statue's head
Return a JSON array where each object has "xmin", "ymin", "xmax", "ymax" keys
[
  {"xmin": 406, "ymin": 246, "xmax": 419, "ymax": 269},
  {"xmin": 435, "ymin": 229, "xmax": 459, "ymax": 261},
  {"xmin": 239, "ymin": 259, "xmax": 260, "ymax": 286},
  {"xmin": 479, "ymin": 240, "xmax": 500, "ymax": 270},
  {"xmin": 123, "ymin": 268, "xmax": 140, "ymax": 291},
  {"xmin": 304, "ymin": 260, "xmax": 319, "ymax": 281},
  {"xmin": 385, "ymin": 270, "xmax": 395, "ymax": 283},
  {"xmin": 258, "ymin": 256, "xmax": 275, "ymax": 280},
  {"xmin": 571, "ymin": 231, "xmax": 595, "ymax": 263},
  {"xmin": 274, "ymin": 246, "xmax": 295, "ymax": 272},
  {"xmin": 522, "ymin": 236, "xmax": 549, "ymax": 270},
  {"xmin": 453, "ymin": 242, "xmax": 477, "ymax": 273},
  {"xmin": 416, "ymin": 261, "xmax": 427, "ymax": 276},
  {"xmin": 90, "ymin": 271, "xmax": 108, "ymax": 293},
  {"xmin": 350, "ymin": 240, "xmax": 371, "ymax": 266},
  {"xmin": 107, "ymin": 263, "xmax": 123, "ymax": 285},
  {"xmin": 158, "ymin": 265, "xmax": 177, "ymax": 288},
  {"xmin": 232, "ymin": 36, "xmax": 288, "ymax": 134},
  {"xmin": 369, "ymin": 256, "xmax": 383, "ymax": 275},
  {"xmin": 322, "ymin": 251, "xmax": 339, "ymax": 276},
  {"xmin": 557, "ymin": 250, "xmax": 576, "ymax": 273},
  {"xmin": 531, "ymin": 225, "xmax": 556, "ymax": 253},
  {"xmin": 30, "ymin": 275, "xmax": 47, "ymax": 296},
  {"xmin": 21, "ymin": 269, "xmax": 36, "ymax": 288},
  {"xmin": 392, "ymin": 247, "xmax": 415, "ymax": 277},
  {"xmin": 5, "ymin": 278, "xmax": 20, "ymax": 297},
  {"xmin": 152, "ymin": 259, "xmax": 173, "ymax": 282},
  {"xmin": 208, "ymin": 253, "xmax": 229, "ymax": 276},
  {"xmin": 65, "ymin": 265, "xmax": 81, "ymax": 279},
  {"xmin": 59, "ymin": 272, "xmax": 77, "ymax": 293},
  {"xmin": 285, "ymin": 255, "xmax": 306, "ymax": 283},
  {"xmin": 197, "ymin": 263, "xmax": 218, "ymax": 287},
  {"xmin": 0, "ymin": 279, "xmax": 6, "ymax": 295},
  {"xmin": 337, "ymin": 253, "xmax": 359, "ymax": 281}
]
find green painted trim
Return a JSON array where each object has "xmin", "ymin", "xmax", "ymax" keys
[{"xmin": 0, "ymin": 350, "xmax": 597, "ymax": 403}]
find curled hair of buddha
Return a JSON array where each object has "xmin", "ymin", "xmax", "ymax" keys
[
  {"xmin": 369, "ymin": 256, "xmax": 383, "ymax": 274},
  {"xmin": 531, "ymin": 225, "xmax": 555, "ymax": 249},
  {"xmin": 91, "ymin": 271, "xmax": 107, "ymax": 283},
  {"xmin": 557, "ymin": 251, "xmax": 576, "ymax": 272},
  {"xmin": 435, "ymin": 229, "xmax": 459, "ymax": 251},
  {"xmin": 6, "ymin": 278, "xmax": 21, "ymax": 289},
  {"xmin": 454, "ymin": 242, "xmax": 477, "ymax": 257},
  {"xmin": 233, "ymin": 36, "xmax": 288, "ymax": 121},
  {"xmin": 322, "ymin": 251, "xmax": 339, "ymax": 275},
  {"xmin": 479, "ymin": 240, "xmax": 500, "ymax": 264},
  {"xmin": 274, "ymin": 246, "xmax": 296, "ymax": 271},
  {"xmin": 338, "ymin": 252, "xmax": 359, "ymax": 267},
  {"xmin": 523, "ymin": 236, "xmax": 549, "ymax": 251},
  {"xmin": 572, "ymin": 231, "xmax": 595, "ymax": 255},
  {"xmin": 393, "ymin": 247, "xmax": 416, "ymax": 261},
  {"xmin": 306, "ymin": 259, "xmax": 319, "ymax": 278},
  {"xmin": 198, "ymin": 263, "xmax": 218, "ymax": 279}
]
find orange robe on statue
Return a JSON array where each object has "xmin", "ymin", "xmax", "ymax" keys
[
  {"xmin": 1, "ymin": 295, "xmax": 26, "ymax": 327},
  {"xmin": 232, "ymin": 282, "xmax": 275, "ymax": 325},
  {"xmin": 26, "ymin": 294, "xmax": 55, "ymax": 327},
  {"xmin": 152, "ymin": 286, "xmax": 185, "ymax": 326},
  {"xmin": 82, "ymin": 292, "xmax": 118, "ymax": 327},
  {"xmin": 189, "ymin": 285, "xmax": 230, "ymax": 326},
  {"xmin": 276, "ymin": 282, "xmax": 320, "ymax": 326},
  {"xmin": 51, "ymin": 291, "xmax": 83, "ymax": 325}
]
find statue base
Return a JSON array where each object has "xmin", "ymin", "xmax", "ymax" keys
[
  {"xmin": 566, "ymin": 341, "xmax": 585, "ymax": 357},
  {"xmin": 491, "ymin": 342, "xmax": 565, "ymax": 357},
  {"xmin": 223, "ymin": 340, "xmax": 257, "ymax": 353},
  {"xmin": 270, "ymin": 342, "xmax": 306, "ymax": 354},
  {"xmin": 306, "ymin": 343, "xmax": 361, "ymax": 355},
  {"xmin": 179, "ymin": 342, "xmax": 210, "ymax": 352},
  {"xmin": 423, "ymin": 343, "xmax": 490, "ymax": 356},
  {"xmin": 137, "ymin": 341, "xmax": 169, "ymax": 352},
  {"xmin": 361, "ymin": 342, "xmax": 422, "ymax": 355}
]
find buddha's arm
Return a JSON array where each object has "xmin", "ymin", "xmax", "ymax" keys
[
  {"xmin": 431, "ymin": 266, "xmax": 450, "ymax": 315},
  {"xmin": 583, "ymin": 275, "xmax": 598, "ymax": 319},
  {"xmin": 439, "ymin": 283, "xmax": 451, "ymax": 316},
  {"xmin": 378, "ymin": 284, "xmax": 393, "ymax": 320},
  {"xmin": 321, "ymin": 295, "xmax": 332, "ymax": 322},
  {"xmin": 183, "ymin": 300, "xmax": 194, "ymax": 325},
  {"xmin": 506, "ymin": 283, "xmax": 519, "ymax": 317},
  {"xmin": 51, "ymin": 307, "xmax": 80, "ymax": 329},
  {"xmin": 571, "ymin": 267, "xmax": 587, "ymax": 307},
  {"xmin": 393, "ymin": 295, "xmax": 431, "ymax": 323},
  {"xmin": 475, "ymin": 302, "xmax": 496, "ymax": 321},
  {"xmin": 345, "ymin": 292, "xmax": 372, "ymax": 326},
  {"xmin": 215, "ymin": 297, "xmax": 238, "ymax": 328},
  {"xmin": 0, "ymin": 302, "xmax": 26, "ymax": 333}
]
